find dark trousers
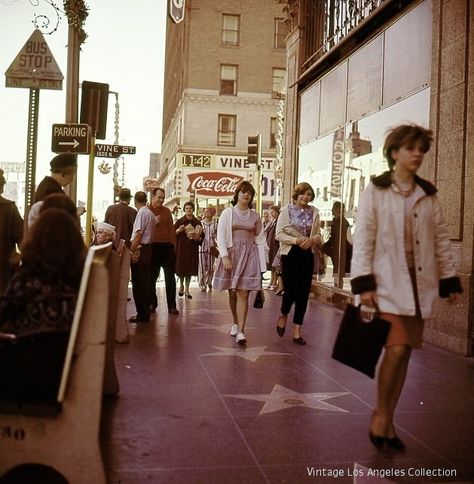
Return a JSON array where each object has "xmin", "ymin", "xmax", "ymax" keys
[
  {"xmin": 150, "ymin": 242, "xmax": 177, "ymax": 310},
  {"xmin": 281, "ymin": 246, "xmax": 314, "ymax": 325},
  {"xmin": 131, "ymin": 244, "xmax": 152, "ymax": 320}
]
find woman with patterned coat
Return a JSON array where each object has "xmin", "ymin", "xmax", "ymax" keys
[
  {"xmin": 175, "ymin": 201, "xmax": 204, "ymax": 299},
  {"xmin": 198, "ymin": 206, "xmax": 218, "ymax": 292}
]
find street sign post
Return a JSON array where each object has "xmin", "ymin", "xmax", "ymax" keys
[
  {"xmin": 51, "ymin": 123, "xmax": 91, "ymax": 154},
  {"xmin": 95, "ymin": 144, "xmax": 136, "ymax": 158},
  {"xmin": 4, "ymin": 29, "xmax": 64, "ymax": 221}
]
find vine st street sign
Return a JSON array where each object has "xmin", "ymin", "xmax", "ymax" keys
[
  {"xmin": 95, "ymin": 144, "xmax": 136, "ymax": 158},
  {"xmin": 52, "ymin": 124, "xmax": 91, "ymax": 154},
  {"xmin": 5, "ymin": 29, "xmax": 63, "ymax": 90}
]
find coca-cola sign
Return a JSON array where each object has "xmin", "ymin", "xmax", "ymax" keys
[{"xmin": 186, "ymin": 172, "xmax": 244, "ymax": 196}]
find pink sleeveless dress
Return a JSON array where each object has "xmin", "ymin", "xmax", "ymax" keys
[{"xmin": 213, "ymin": 208, "xmax": 262, "ymax": 291}]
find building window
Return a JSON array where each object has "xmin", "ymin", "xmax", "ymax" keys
[
  {"xmin": 270, "ymin": 117, "xmax": 277, "ymax": 148},
  {"xmin": 272, "ymin": 68, "xmax": 285, "ymax": 99},
  {"xmin": 222, "ymin": 14, "xmax": 240, "ymax": 46},
  {"xmin": 220, "ymin": 64, "xmax": 238, "ymax": 96},
  {"xmin": 218, "ymin": 114, "xmax": 236, "ymax": 146},
  {"xmin": 274, "ymin": 18, "xmax": 287, "ymax": 49}
]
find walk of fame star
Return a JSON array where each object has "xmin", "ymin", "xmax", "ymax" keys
[
  {"xmin": 200, "ymin": 346, "xmax": 291, "ymax": 362},
  {"xmin": 223, "ymin": 384, "xmax": 349, "ymax": 414}
]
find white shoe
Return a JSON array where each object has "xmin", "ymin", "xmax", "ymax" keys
[
  {"xmin": 236, "ymin": 332, "xmax": 247, "ymax": 345},
  {"xmin": 230, "ymin": 324, "xmax": 239, "ymax": 336}
]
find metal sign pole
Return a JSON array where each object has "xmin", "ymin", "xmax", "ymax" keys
[
  {"xmin": 64, "ymin": 22, "xmax": 80, "ymax": 203},
  {"xmin": 256, "ymin": 133, "xmax": 263, "ymax": 215},
  {"xmin": 24, "ymin": 88, "xmax": 40, "ymax": 225},
  {"xmin": 85, "ymin": 135, "xmax": 96, "ymax": 246}
]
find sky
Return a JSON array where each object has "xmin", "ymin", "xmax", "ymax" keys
[{"xmin": 0, "ymin": 0, "xmax": 167, "ymax": 217}]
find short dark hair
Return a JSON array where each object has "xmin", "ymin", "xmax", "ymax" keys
[
  {"xmin": 151, "ymin": 187, "xmax": 165, "ymax": 197},
  {"xmin": 292, "ymin": 182, "xmax": 315, "ymax": 202},
  {"xmin": 231, "ymin": 181, "xmax": 256, "ymax": 208},
  {"xmin": 383, "ymin": 124, "xmax": 433, "ymax": 170},
  {"xmin": 270, "ymin": 205, "xmax": 280, "ymax": 214},
  {"xmin": 134, "ymin": 191, "xmax": 147, "ymax": 204},
  {"xmin": 183, "ymin": 201, "xmax": 195, "ymax": 211}
]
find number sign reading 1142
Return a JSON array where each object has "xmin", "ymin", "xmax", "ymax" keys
[
  {"xmin": 182, "ymin": 155, "xmax": 211, "ymax": 167},
  {"xmin": 95, "ymin": 144, "xmax": 136, "ymax": 158}
]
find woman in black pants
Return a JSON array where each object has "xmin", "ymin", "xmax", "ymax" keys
[{"xmin": 275, "ymin": 182, "xmax": 321, "ymax": 345}]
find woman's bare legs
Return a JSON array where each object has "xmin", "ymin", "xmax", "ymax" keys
[
  {"xmin": 236, "ymin": 290, "xmax": 250, "ymax": 332},
  {"xmin": 228, "ymin": 290, "xmax": 237, "ymax": 325},
  {"xmin": 371, "ymin": 345, "xmax": 411, "ymax": 438},
  {"xmin": 184, "ymin": 275, "xmax": 192, "ymax": 296}
]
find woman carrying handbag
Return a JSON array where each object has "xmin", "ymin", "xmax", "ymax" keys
[{"xmin": 351, "ymin": 124, "xmax": 462, "ymax": 451}]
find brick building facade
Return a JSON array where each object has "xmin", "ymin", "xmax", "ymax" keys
[{"xmin": 160, "ymin": 0, "xmax": 286, "ymax": 212}]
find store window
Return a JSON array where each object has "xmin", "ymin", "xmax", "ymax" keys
[
  {"xmin": 220, "ymin": 64, "xmax": 238, "ymax": 95},
  {"xmin": 298, "ymin": 88, "xmax": 430, "ymax": 290},
  {"xmin": 217, "ymin": 114, "xmax": 236, "ymax": 146},
  {"xmin": 274, "ymin": 18, "xmax": 287, "ymax": 49},
  {"xmin": 222, "ymin": 14, "xmax": 240, "ymax": 46},
  {"xmin": 270, "ymin": 117, "xmax": 277, "ymax": 148},
  {"xmin": 272, "ymin": 68, "xmax": 285, "ymax": 99}
]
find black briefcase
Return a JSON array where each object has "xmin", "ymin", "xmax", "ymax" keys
[
  {"xmin": 332, "ymin": 304, "xmax": 390, "ymax": 378},
  {"xmin": 253, "ymin": 289, "xmax": 265, "ymax": 309}
]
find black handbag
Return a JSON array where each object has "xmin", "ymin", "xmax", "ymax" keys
[
  {"xmin": 332, "ymin": 304, "xmax": 390, "ymax": 378},
  {"xmin": 253, "ymin": 289, "xmax": 265, "ymax": 309}
]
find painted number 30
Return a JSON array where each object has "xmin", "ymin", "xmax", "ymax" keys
[{"xmin": 1, "ymin": 426, "xmax": 26, "ymax": 440}]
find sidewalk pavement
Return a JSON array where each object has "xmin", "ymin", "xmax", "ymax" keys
[{"xmin": 101, "ymin": 283, "xmax": 474, "ymax": 484}]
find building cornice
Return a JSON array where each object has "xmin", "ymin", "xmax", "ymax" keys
[
  {"xmin": 275, "ymin": 0, "xmax": 299, "ymax": 31},
  {"xmin": 184, "ymin": 93, "xmax": 280, "ymax": 107}
]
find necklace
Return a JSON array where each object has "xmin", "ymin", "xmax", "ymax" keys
[
  {"xmin": 392, "ymin": 173, "xmax": 416, "ymax": 198},
  {"xmin": 234, "ymin": 206, "xmax": 251, "ymax": 222}
]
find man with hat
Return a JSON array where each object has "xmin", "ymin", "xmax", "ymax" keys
[
  {"xmin": 33, "ymin": 153, "xmax": 77, "ymax": 203},
  {"xmin": 104, "ymin": 187, "xmax": 137, "ymax": 250}
]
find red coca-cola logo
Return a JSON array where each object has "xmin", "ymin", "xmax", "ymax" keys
[{"xmin": 186, "ymin": 172, "xmax": 245, "ymax": 196}]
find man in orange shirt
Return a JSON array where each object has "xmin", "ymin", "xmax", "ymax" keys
[{"xmin": 148, "ymin": 187, "xmax": 179, "ymax": 315}]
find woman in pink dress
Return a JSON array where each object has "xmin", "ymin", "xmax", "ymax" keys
[{"xmin": 213, "ymin": 181, "xmax": 266, "ymax": 345}]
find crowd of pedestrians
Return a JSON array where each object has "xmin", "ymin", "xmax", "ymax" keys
[{"xmin": 0, "ymin": 124, "xmax": 463, "ymax": 454}]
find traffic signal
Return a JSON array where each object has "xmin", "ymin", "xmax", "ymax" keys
[
  {"xmin": 80, "ymin": 81, "xmax": 109, "ymax": 139},
  {"xmin": 248, "ymin": 135, "xmax": 261, "ymax": 164}
]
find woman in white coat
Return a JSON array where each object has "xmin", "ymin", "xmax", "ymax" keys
[
  {"xmin": 351, "ymin": 124, "xmax": 462, "ymax": 451},
  {"xmin": 213, "ymin": 181, "xmax": 266, "ymax": 345}
]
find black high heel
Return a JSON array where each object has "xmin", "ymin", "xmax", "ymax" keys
[
  {"xmin": 276, "ymin": 315, "xmax": 286, "ymax": 337},
  {"xmin": 185, "ymin": 293, "xmax": 192, "ymax": 299},
  {"xmin": 385, "ymin": 436, "xmax": 405, "ymax": 451},
  {"xmin": 369, "ymin": 431, "xmax": 385, "ymax": 449}
]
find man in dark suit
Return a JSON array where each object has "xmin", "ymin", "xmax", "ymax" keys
[
  {"xmin": 33, "ymin": 153, "xmax": 77, "ymax": 203},
  {"xmin": 104, "ymin": 188, "xmax": 137, "ymax": 249},
  {"xmin": 0, "ymin": 168, "xmax": 23, "ymax": 293}
]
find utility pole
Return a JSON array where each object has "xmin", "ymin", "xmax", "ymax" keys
[{"xmin": 63, "ymin": 0, "xmax": 88, "ymax": 202}]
